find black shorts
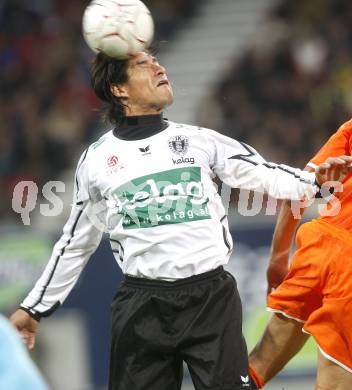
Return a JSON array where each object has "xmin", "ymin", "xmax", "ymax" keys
[{"xmin": 109, "ymin": 267, "xmax": 252, "ymax": 390}]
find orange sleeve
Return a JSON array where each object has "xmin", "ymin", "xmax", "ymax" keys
[{"xmin": 307, "ymin": 119, "xmax": 352, "ymax": 167}]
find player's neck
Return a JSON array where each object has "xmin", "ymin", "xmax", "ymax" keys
[{"xmin": 113, "ymin": 114, "xmax": 168, "ymax": 141}]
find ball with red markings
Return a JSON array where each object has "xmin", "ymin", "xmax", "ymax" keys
[{"xmin": 82, "ymin": 0, "xmax": 154, "ymax": 58}]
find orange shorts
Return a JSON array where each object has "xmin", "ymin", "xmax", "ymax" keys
[{"xmin": 267, "ymin": 218, "xmax": 352, "ymax": 372}]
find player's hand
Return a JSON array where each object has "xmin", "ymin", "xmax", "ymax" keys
[
  {"xmin": 315, "ymin": 156, "xmax": 352, "ymax": 186},
  {"xmin": 9, "ymin": 309, "xmax": 39, "ymax": 350},
  {"xmin": 266, "ymin": 254, "xmax": 290, "ymax": 296}
]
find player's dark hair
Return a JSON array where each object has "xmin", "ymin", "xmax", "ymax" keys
[{"xmin": 91, "ymin": 53, "xmax": 129, "ymax": 126}]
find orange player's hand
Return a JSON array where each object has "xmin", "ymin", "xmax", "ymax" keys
[
  {"xmin": 315, "ymin": 156, "xmax": 352, "ymax": 186},
  {"xmin": 266, "ymin": 254, "xmax": 290, "ymax": 296},
  {"xmin": 9, "ymin": 309, "xmax": 39, "ymax": 350}
]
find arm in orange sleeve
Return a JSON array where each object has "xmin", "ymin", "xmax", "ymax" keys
[
  {"xmin": 267, "ymin": 166, "xmax": 314, "ymax": 295},
  {"xmin": 267, "ymin": 120, "xmax": 352, "ymax": 295}
]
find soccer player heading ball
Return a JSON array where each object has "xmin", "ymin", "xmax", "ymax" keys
[{"xmin": 10, "ymin": 50, "xmax": 352, "ymax": 390}]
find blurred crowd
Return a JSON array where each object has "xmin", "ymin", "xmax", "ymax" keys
[
  {"xmin": 201, "ymin": 0, "xmax": 352, "ymax": 168},
  {"xmin": 0, "ymin": 0, "xmax": 199, "ymax": 220}
]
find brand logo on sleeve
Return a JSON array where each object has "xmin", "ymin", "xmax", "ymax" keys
[{"xmin": 110, "ymin": 167, "xmax": 210, "ymax": 229}]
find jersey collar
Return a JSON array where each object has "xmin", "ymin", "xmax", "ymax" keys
[{"xmin": 113, "ymin": 114, "xmax": 169, "ymax": 140}]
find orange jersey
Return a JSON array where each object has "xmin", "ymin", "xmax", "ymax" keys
[
  {"xmin": 307, "ymin": 119, "xmax": 352, "ymax": 232},
  {"xmin": 268, "ymin": 219, "xmax": 352, "ymax": 371}
]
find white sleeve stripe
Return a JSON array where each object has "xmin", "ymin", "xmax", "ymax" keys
[
  {"xmin": 228, "ymin": 141, "xmax": 258, "ymax": 166},
  {"xmin": 110, "ymin": 238, "xmax": 125, "ymax": 255},
  {"xmin": 263, "ymin": 163, "xmax": 312, "ymax": 184},
  {"xmin": 230, "ymin": 155, "xmax": 258, "ymax": 166},
  {"xmin": 228, "ymin": 144, "xmax": 313, "ymax": 185},
  {"xmin": 220, "ymin": 215, "xmax": 232, "ymax": 253},
  {"xmin": 110, "ymin": 238, "xmax": 125, "ymax": 262},
  {"xmin": 307, "ymin": 162, "xmax": 317, "ymax": 169},
  {"xmin": 28, "ymin": 207, "xmax": 85, "ymax": 311},
  {"xmin": 75, "ymin": 148, "xmax": 89, "ymax": 198}
]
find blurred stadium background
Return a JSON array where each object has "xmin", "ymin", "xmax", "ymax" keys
[{"xmin": 1, "ymin": 0, "xmax": 352, "ymax": 389}]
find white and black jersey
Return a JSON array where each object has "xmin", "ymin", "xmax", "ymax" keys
[{"xmin": 21, "ymin": 120, "xmax": 318, "ymax": 317}]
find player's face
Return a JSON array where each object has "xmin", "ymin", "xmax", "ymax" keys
[{"xmin": 114, "ymin": 52, "xmax": 173, "ymax": 116}]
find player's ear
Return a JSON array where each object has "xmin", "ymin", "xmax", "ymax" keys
[{"xmin": 111, "ymin": 84, "xmax": 128, "ymax": 99}]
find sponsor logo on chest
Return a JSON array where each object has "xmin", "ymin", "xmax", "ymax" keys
[
  {"xmin": 172, "ymin": 156, "xmax": 195, "ymax": 165},
  {"xmin": 110, "ymin": 167, "xmax": 210, "ymax": 229}
]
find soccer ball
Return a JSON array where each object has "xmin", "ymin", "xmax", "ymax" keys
[{"xmin": 82, "ymin": 0, "xmax": 154, "ymax": 59}]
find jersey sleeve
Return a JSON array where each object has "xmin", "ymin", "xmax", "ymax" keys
[
  {"xmin": 204, "ymin": 129, "xmax": 318, "ymax": 200},
  {"xmin": 20, "ymin": 149, "xmax": 106, "ymax": 319},
  {"xmin": 307, "ymin": 119, "xmax": 352, "ymax": 168}
]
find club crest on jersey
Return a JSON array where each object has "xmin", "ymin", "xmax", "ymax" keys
[{"xmin": 168, "ymin": 135, "xmax": 189, "ymax": 156}]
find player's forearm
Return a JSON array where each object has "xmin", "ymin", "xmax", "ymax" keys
[
  {"xmin": 270, "ymin": 200, "xmax": 303, "ymax": 264},
  {"xmin": 257, "ymin": 164, "xmax": 318, "ymax": 201},
  {"xmin": 21, "ymin": 247, "xmax": 92, "ymax": 316},
  {"xmin": 21, "ymin": 204, "xmax": 103, "ymax": 318}
]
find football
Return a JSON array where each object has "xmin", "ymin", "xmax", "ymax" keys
[{"xmin": 82, "ymin": 0, "xmax": 154, "ymax": 59}]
